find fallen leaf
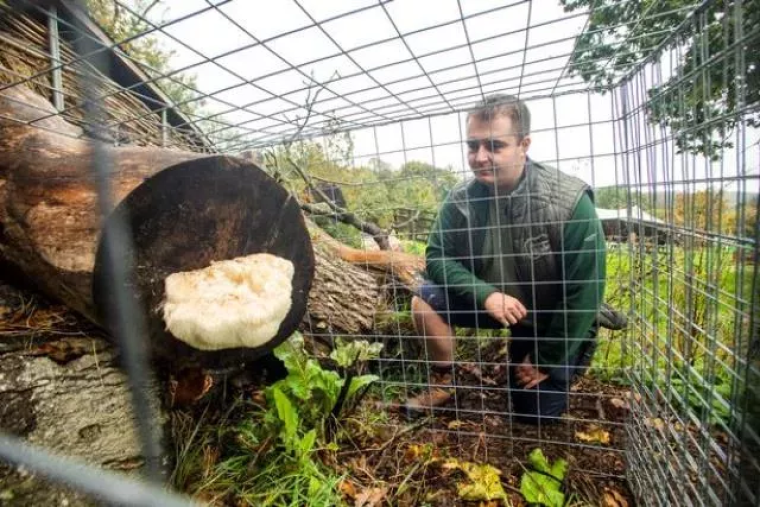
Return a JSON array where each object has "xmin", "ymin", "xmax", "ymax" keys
[
  {"xmin": 339, "ymin": 479, "xmax": 357, "ymax": 499},
  {"xmin": 445, "ymin": 459, "xmax": 508, "ymax": 503},
  {"xmin": 644, "ymin": 417, "xmax": 665, "ymax": 431},
  {"xmin": 28, "ymin": 338, "xmax": 90, "ymax": 364},
  {"xmin": 355, "ymin": 487, "xmax": 387, "ymax": 507},
  {"xmin": 170, "ymin": 368, "xmax": 214, "ymax": 407},
  {"xmin": 609, "ymin": 398, "xmax": 630, "ymax": 411},
  {"xmin": 602, "ymin": 487, "xmax": 629, "ymax": 507},
  {"xmin": 448, "ymin": 419, "xmax": 465, "ymax": 429},
  {"xmin": 575, "ymin": 425, "xmax": 611, "ymax": 445}
]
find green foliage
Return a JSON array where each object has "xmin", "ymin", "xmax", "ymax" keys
[
  {"xmin": 329, "ymin": 338, "xmax": 384, "ymax": 368},
  {"xmin": 562, "ymin": 0, "xmax": 759, "ymax": 158},
  {"xmin": 593, "ymin": 244, "xmax": 754, "ymax": 425},
  {"xmin": 594, "ymin": 186, "xmax": 650, "ymax": 211},
  {"xmin": 519, "ymin": 449, "xmax": 568, "ymax": 507},
  {"xmin": 272, "ymin": 141, "xmax": 459, "ymax": 231},
  {"xmin": 272, "ymin": 333, "xmax": 344, "ymax": 420},
  {"xmin": 172, "ymin": 335, "xmax": 385, "ymax": 506},
  {"xmin": 400, "ymin": 240, "xmax": 427, "ymax": 256}
]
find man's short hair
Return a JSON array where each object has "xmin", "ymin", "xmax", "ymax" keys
[{"xmin": 468, "ymin": 94, "xmax": 531, "ymax": 139}]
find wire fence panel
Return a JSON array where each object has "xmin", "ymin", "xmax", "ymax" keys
[
  {"xmin": 613, "ymin": 1, "xmax": 759, "ymax": 505},
  {"xmin": 0, "ymin": 0, "xmax": 757, "ymax": 506}
]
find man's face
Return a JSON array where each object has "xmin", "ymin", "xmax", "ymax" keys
[{"xmin": 466, "ymin": 114, "xmax": 531, "ymax": 191}]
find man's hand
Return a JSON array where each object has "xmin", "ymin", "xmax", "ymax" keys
[
  {"xmin": 483, "ymin": 292, "xmax": 527, "ymax": 327},
  {"xmin": 515, "ymin": 355, "xmax": 549, "ymax": 389}
]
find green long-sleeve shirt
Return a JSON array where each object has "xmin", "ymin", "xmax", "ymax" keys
[{"xmin": 425, "ymin": 190, "xmax": 606, "ymax": 367}]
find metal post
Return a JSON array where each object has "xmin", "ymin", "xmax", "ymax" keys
[
  {"xmin": 48, "ymin": 6, "xmax": 64, "ymax": 112},
  {"xmin": 161, "ymin": 108, "xmax": 168, "ymax": 147}
]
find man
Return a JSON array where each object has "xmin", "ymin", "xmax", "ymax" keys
[{"xmin": 406, "ymin": 94, "xmax": 606, "ymax": 424}]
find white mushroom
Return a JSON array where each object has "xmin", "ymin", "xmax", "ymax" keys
[{"xmin": 162, "ymin": 253, "xmax": 294, "ymax": 351}]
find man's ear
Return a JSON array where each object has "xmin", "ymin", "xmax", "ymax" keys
[{"xmin": 520, "ymin": 135, "xmax": 531, "ymax": 153}]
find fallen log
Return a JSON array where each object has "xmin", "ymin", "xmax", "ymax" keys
[{"xmin": 0, "ymin": 85, "xmax": 314, "ymax": 370}]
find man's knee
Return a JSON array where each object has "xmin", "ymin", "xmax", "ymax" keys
[{"xmin": 411, "ymin": 295, "xmax": 424, "ymax": 314}]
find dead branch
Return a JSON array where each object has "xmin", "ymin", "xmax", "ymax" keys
[{"xmin": 294, "ymin": 158, "xmax": 391, "ymax": 250}]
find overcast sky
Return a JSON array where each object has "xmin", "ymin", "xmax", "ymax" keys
[{"xmin": 135, "ymin": 0, "xmax": 758, "ymax": 193}]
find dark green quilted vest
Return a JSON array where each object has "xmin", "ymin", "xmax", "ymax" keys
[{"xmin": 445, "ymin": 159, "xmax": 593, "ymax": 312}]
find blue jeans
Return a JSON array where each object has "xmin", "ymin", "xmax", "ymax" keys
[{"xmin": 418, "ymin": 281, "xmax": 597, "ymax": 424}]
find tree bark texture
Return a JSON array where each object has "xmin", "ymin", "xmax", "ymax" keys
[
  {"xmin": 0, "ymin": 85, "xmax": 314, "ymax": 370},
  {"xmin": 0, "ymin": 281, "xmax": 161, "ymax": 506}
]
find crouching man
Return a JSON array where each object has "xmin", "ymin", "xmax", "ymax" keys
[{"xmin": 406, "ymin": 94, "xmax": 606, "ymax": 424}]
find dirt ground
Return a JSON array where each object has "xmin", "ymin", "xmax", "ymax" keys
[
  {"xmin": 353, "ymin": 371, "xmax": 635, "ymax": 506},
  {"xmin": 8, "ymin": 276, "xmax": 738, "ymax": 506}
]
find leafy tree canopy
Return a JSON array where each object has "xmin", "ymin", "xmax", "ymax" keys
[{"xmin": 562, "ymin": 0, "xmax": 759, "ymax": 159}]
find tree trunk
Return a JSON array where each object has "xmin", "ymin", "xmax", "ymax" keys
[
  {"xmin": 0, "ymin": 280, "xmax": 161, "ymax": 506},
  {"xmin": 0, "ymin": 86, "xmax": 314, "ymax": 371}
]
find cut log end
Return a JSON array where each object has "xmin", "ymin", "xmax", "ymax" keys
[{"xmin": 92, "ymin": 156, "xmax": 315, "ymax": 371}]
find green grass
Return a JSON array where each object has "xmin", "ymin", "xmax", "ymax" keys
[{"xmin": 593, "ymin": 243, "xmax": 755, "ymax": 425}]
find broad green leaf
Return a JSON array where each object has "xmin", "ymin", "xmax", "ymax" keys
[
  {"xmin": 521, "ymin": 448, "xmax": 567, "ymax": 507},
  {"xmin": 527, "ymin": 448, "xmax": 551, "ymax": 474},
  {"xmin": 272, "ymin": 387, "xmax": 299, "ymax": 446},
  {"xmin": 274, "ymin": 333, "xmax": 308, "ymax": 377},
  {"xmin": 347, "ymin": 374, "xmax": 379, "ymax": 400},
  {"xmin": 330, "ymin": 339, "xmax": 384, "ymax": 368},
  {"xmin": 299, "ymin": 429, "xmax": 317, "ymax": 458},
  {"xmin": 549, "ymin": 457, "xmax": 568, "ymax": 482},
  {"xmin": 520, "ymin": 471, "xmax": 565, "ymax": 507}
]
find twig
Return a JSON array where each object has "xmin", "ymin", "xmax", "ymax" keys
[
  {"xmin": 310, "ymin": 173, "xmax": 365, "ymax": 187},
  {"xmin": 392, "ymin": 209, "xmax": 422, "ymax": 231},
  {"xmin": 269, "ymin": 74, "xmax": 392, "ymax": 249},
  {"xmin": 294, "ymin": 158, "xmax": 391, "ymax": 250}
]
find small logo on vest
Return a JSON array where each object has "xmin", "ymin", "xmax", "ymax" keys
[{"xmin": 523, "ymin": 233, "xmax": 551, "ymax": 261}]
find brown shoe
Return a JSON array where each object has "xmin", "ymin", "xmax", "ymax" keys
[{"xmin": 404, "ymin": 371, "xmax": 453, "ymax": 413}]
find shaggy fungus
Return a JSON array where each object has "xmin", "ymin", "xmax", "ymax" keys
[{"xmin": 162, "ymin": 253, "xmax": 294, "ymax": 351}]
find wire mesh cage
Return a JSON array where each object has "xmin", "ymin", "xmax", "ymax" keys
[{"xmin": 0, "ymin": 0, "xmax": 757, "ymax": 506}]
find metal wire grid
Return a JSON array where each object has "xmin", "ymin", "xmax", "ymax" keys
[
  {"xmin": 0, "ymin": 0, "xmax": 757, "ymax": 506},
  {"xmin": 612, "ymin": 2, "xmax": 759, "ymax": 504},
  {"xmin": 2, "ymin": 0, "xmax": 707, "ymax": 152},
  {"xmin": 298, "ymin": 82, "xmax": 628, "ymax": 476}
]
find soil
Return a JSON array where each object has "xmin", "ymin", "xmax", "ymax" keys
[{"xmin": 363, "ymin": 371, "xmax": 635, "ymax": 506}]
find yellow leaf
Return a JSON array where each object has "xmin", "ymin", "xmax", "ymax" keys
[
  {"xmin": 575, "ymin": 425, "xmax": 611, "ymax": 445},
  {"xmin": 339, "ymin": 479, "xmax": 357, "ymax": 499},
  {"xmin": 448, "ymin": 420, "xmax": 464, "ymax": 429},
  {"xmin": 404, "ymin": 444, "xmax": 423, "ymax": 461},
  {"xmin": 602, "ymin": 487, "xmax": 629, "ymax": 507},
  {"xmin": 452, "ymin": 461, "xmax": 508, "ymax": 503},
  {"xmin": 644, "ymin": 417, "xmax": 665, "ymax": 431}
]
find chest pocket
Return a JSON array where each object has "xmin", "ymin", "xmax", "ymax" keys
[
  {"xmin": 514, "ymin": 229, "xmax": 561, "ymax": 308},
  {"xmin": 522, "ymin": 233, "xmax": 552, "ymax": 261}
]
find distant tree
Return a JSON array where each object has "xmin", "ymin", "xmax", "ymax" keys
[
  {"xmin": 561, "ymin": 0, "xmax": 759, "ymax": 159},
  {"xmin": 594, "ymin": 186, "xmax": 648, "ymax": 210}
]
